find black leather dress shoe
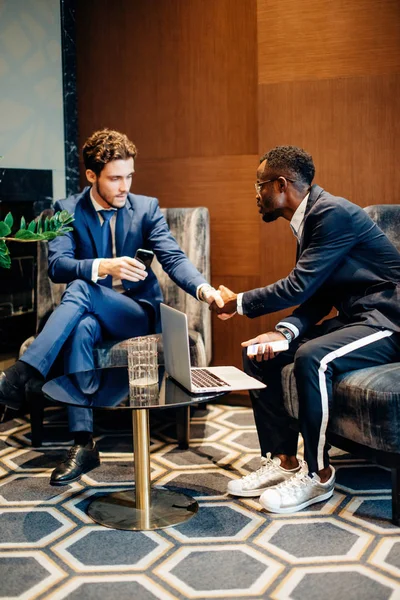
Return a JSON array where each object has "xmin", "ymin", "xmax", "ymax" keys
[
  {"xmin": 0, "ymin": 372, "xmax": 24, "ymax": 411},
  {"xmin": 50, "ymin": 443, "xmax": 100, "ymax": 486}
]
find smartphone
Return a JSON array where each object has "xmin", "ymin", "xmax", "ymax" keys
[
  {"xmin": 134, "ymin": 248, "xmax": 154, "ymax": 269},
  {"xmin": 247, "ymin": 339, "xmax": 289, "ymax": 356}
]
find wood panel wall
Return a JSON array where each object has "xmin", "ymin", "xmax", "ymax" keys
[{"xmin": 75, "ymin": 0, "xmax": 400, "ymax": 367}]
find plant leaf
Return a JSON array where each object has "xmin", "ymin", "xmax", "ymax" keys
[
  {"xmin": 41, "ymin": 231, "xmax": 57, "ymax": 240},
  {"xmin": 0, "ymin": 254, "xmax": 11, "ymax": 268},
  {"xmin": 0, "ymin": 241, "xmax": 11, "ymax": 268},
  {"xmin": 28, "ymin": 219, "xmax": 36, "ymax": 233},
  {"xmin": 20, "ymin": 216, "xmax": 26, "ymax": 230},
  {"xmin": 4, "ymin": 213, "xmax": 13, "ymax": 229},
  {"xmin": 59, "ymin": 210, "xmax": 71, "ymax": 222},
  {"xmin": 0, "ymin": 221, "xmax": 11, "ymax": 237},
  {"xmin": 14, "ymin": 229, "xmax": 41, "ymax": 240}
]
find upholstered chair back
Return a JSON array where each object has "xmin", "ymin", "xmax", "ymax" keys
[{"xmin": 364, "ymin": 205, "xmax": 400, "ymax": 252}]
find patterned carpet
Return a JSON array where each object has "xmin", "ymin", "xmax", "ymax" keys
[{"xmin": 0, "ymin": 402, "xmax": 400, "ymax": 600}]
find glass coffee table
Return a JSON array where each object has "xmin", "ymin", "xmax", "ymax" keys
[{"xmin": 42, "ymin": 367, "xmax": 226, "ymax": 531}]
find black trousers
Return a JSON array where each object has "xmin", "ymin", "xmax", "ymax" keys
[{"xmin": 243, "ymin": 318, "xmax": 400, "ymax": 474}]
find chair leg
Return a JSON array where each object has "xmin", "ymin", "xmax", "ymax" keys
[
  {"xmin": 28, "ymin": 391, "xmax": 45, "ymax": 448},
  {"xmin": 176, "ymin": 406, "xmax": 190, "ymax": 450},
  {"xmin": 391, "ymin": 468, "xmax": 400, "ymax": 526}
]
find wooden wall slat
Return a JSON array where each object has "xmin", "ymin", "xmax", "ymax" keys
[
  {"xmin": 76, "ymin": 0, "xmax": 258, "ymax": 159},
  {"xmin": 258, "ymin": 0, "xmax": 400, "ymax": 84},
  {"xmin": 258, "ymin": 74, "xmax": 400, "ymax": 206}
]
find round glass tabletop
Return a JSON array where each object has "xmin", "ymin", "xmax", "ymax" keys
[{"xmin": 42, "ymin": 366, "xmax": 227, "ymax": 410}]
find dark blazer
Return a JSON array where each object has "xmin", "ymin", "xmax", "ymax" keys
[
  {"xmin": 47, "ymin": 188, "xmax": 207, "ymax": 331},
  {"xmin": 242, "ymin": 185, "xmax": 400, "ymax": 336}
]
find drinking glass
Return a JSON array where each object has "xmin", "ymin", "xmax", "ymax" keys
[{"xmin": 126, "ymin": 336, "xmax": 158, "ymax": 404}]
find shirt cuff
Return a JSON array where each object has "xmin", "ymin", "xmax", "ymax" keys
[
  {"xmin": 196, "ymin": 283, "xmax": 211, "ymax": 301},
  {"xmin": 237, "ymin": 293, "xmax": 244, "ymax": 315},
  {"xmin": 276, "ymin": 321, "xmax": 300, "ymax": 339},
  {"xmin": 92, "ymin": 258, "xmax": 108, "ymax": 282}
]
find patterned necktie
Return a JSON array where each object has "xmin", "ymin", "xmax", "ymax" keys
[
  {"xmin": 98, "ymin": 210, "xmax": 115, "ymax": 288},
  {"xmin": 99, "ymin": 210, "xmax": 115, "ymax": 258}
]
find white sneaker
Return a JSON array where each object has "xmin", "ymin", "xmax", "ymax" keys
[
  {"xmin": 259, "ymin": 467, "xmax": 335, "ymax": 513},
  {"xmin": 227, "ymin": 453, "xmax": 301, "ymax": 497}
]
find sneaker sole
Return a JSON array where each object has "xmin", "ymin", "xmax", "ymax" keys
[
  {"xmin": 260, "ymin": 488, "xmax": 334, "ymax": 514},
  {"xmin": 227, "ymin": 487, "xmax": 269, "ymax": 498}
]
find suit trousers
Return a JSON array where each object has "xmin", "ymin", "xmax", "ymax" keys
[
  {"xmin": 243, "ymin": 317, "xmax": 400, "ymax": 474},
  {"xmin": 21, "ymin": 279, "xmax": 152, "ymax": 432}
]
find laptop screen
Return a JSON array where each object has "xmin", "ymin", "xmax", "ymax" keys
[{"xmin": 160, "ymin": 304, "xmax": 193, "ymax": 390}]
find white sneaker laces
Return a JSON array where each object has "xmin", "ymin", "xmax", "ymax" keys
[
  {"xmin": 243, "ymin": 453, "xmax": 278, "ymax": 482},
  {"xmin": 275, "ymin": 470, "xmax": 314, "ymax": 491}
]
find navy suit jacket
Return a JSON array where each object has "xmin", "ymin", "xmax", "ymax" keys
[
  {"xmin": 242, "ymin": 185, "xmax": 400, "ymax": 336},
  {"xmin": 47, "ymin": 188, "xmax": 207, "ymax": 331}
]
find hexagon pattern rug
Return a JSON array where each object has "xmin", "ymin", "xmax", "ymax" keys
[{"xmin": 0, "ymin": 404, "xmax": 399, "ymax": 600}]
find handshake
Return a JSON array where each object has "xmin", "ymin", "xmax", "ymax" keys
[{"xmin": 201, "ymin": 284, "xmax": 238, "ymax": 321}]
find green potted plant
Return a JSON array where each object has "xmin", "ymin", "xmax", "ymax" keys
[{"xmin": 0, "ymin": 211, "xmax": 74, "ymax": 269}]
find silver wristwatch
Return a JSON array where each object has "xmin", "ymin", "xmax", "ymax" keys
[{"xmin": 275, "ymin": 326, "xmax": 294, "ymax": 343}]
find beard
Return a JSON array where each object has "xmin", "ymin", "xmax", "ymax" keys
[
  {"xmin": 262, "ymin": 211, "xmax": 278, "ymax": 223},
  {"xmin": 260, "ymin": 197, "xmax": 279, "ymax": 223},
  {"xmin": 95, "ymin": 181, "xmax": 127, "ymax": 208}
]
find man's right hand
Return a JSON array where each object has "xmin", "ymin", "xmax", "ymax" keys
[
  {"xmin": 242, "ymin": 331, "xmax": 288, "ymax": 362},
  {"xmin": 98, "ymin": 257, "xmax": 148, "ymax": 282}
]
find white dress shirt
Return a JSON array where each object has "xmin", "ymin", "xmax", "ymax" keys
[{"xmin": 90, "ymin": 191, "xmax": 123, "ymax": 291}]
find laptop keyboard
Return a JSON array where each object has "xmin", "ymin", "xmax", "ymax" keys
[{"xmin": 191, "ymin": 369, "xmax": 229, "ymax": 389}]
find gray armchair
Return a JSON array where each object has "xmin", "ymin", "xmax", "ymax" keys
[
  {"xmin": 21, "ymin": 207, "xmax": 212, "ymax": 447},
  {"xmin": 281, "ymin": 205, "xmax": 400, "ymax": 525}
]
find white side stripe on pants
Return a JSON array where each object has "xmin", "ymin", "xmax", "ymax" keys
[{"xmin": 316, "ymin": 329, "xmax": 393, "ymax": 471}]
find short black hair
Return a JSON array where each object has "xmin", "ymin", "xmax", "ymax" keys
[{"xmin": 260, "ymin": 146, "xmax": 315, "ymax": 188}]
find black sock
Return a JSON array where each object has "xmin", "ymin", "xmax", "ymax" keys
[
  {"xmin": 5, "ymin": 360, "xmax": 42, "ymax": 387},
  {"xmin": 74, "ymin": 432, "xmax": 93, "ymax": 447}
]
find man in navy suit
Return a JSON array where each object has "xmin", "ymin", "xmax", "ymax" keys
[
  {"xmin": 213, "ymin": 146, "xmax": 400, "ymax": 514},
  {"xmin": 0, "ymin": 129, "xmax": 223, "ymax": 484}
]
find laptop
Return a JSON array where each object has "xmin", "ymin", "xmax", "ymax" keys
[{"xmin": 160, "ymin": 304, "xmax": 266, "ymax": 393}]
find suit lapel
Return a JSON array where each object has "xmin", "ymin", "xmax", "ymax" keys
[
  {"xmin": 297, "ymin": 184, "xmax": 324, "ymax": 257},
  {"xmin": 116, "ymin": 197, "xmax": 134, "ymax": 256},
  {"xmin": 80, "ymin": 190, "xmax": 103, "ymax": 257}
]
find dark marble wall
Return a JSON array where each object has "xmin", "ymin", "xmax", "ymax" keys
[{"xmin": 60, "ymin": 0, "xmax": 79, "ymax": 196}]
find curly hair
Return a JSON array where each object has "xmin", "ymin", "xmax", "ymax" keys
[
  {"xmin": 82, "ymin": 129, "xmax": 137, "ymax": 175},
  {"xmin": 260, "ymin": 146, "xmax": 315, "ymax": 187}
]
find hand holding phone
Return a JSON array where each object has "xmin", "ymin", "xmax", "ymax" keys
[
  {"xmin": 247, "ymin": 339, "xmax": 289, "ymax": 356},
  {"xmin": 134, "ymin": 248, "xmax": 154, "ymax": 269}
]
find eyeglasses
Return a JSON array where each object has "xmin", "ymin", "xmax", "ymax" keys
[{"xmin": 254, "ymin": 177, "xmax": 295, "ymax": 194}]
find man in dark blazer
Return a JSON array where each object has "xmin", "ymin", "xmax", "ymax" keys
[
  {"xmin": 0, "ymin": 129, "xmax": 223, "ymax": 484},
  {"xmin": 213, "ymin": 145, "xmax": 400, "ymax": 514}
]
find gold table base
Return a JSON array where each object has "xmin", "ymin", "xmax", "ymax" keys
[
  {"xmin": 87, "ymin": 407, "xmax": 198, "ymax": 530},
  {"xmin": 88, "ymin": 488, "xmax": 198, "ymax": 530}
]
